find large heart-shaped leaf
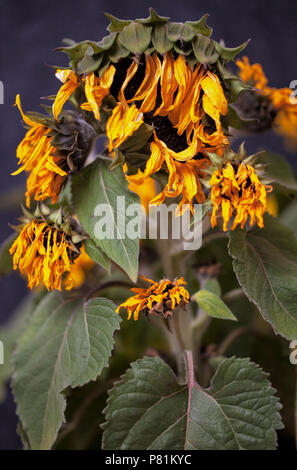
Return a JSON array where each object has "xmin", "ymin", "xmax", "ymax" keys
[
  {"xmin": 84, "ymin": 238, "xmax": 110, "ymax": 273},
  {"xmin": 102, "ymin": 355, "xmax": 282, "ymax": 450},
  {"xmin": 72, "ymin": 159, "xmax": 140, "ymax": 282},
  {"xmin": 12, "ymin": 292, "xmax": 121, "ymax": 449},
  {"xmin": 229, "ymin": 215, "xmax": 297, "ymax": 339}
]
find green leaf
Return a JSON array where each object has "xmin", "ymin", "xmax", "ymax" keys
[
  {"xmin": 185, "ymin": 15, "xmax": 212, "ymax": 37},
  {"xmin": 72, "ymin": 159, "xmax": 140, "ymax": 282},
  {"xmin": 118, "ymin": 23, "xmax": 152, "ymax": 55},
  {"xmin": 192, "ymin": 35, "xmax": 219, "ymax": 64},
  {"xmin": 84, "ymin": 239, "xmax": 110, "ymax": 273},
  {"xmin": 186, "ymin": 357, "xmax": 283, "ymax": 450},
  {"xmin": 259, "ymin": 152, "xmax": 297, "ymax": 198},
  {"xmin": 102, "ymin": 356, "xmax": 283, "ymax": 450},
  {"xmin": 215, "ymin": 40, "xmax": 250, "ymax": 61},
  {"xmin": 229, "ymin": 214, "xmax": 297, "ymax": 339},
  {"xmin": 0, "ymin": 232, "xmax": 16, "ymax": 277},
  {"xmin": 12, "ymin": 292, "xmax": 121, "ymax": 449},
  {"xmin": 192, "ymin": 290, "xmax": 237, "ymax": 321},
  {"xmin": 102, "ymin": 356, "xmax": 187, "ymax": 450}
]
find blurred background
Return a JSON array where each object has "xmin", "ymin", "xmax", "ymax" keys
[{"xmin": 0, "ymin": 0, "xmax": 296, "ymax": 449}]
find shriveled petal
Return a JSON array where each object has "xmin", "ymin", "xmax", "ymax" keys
[{"xmin": 52, "ymin": 70, "xmax": 80, "ymax": 121}]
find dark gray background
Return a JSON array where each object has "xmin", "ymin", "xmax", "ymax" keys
[{"xmin": 0, "ymin": 0, "xmax": 296, "ymax": 450}]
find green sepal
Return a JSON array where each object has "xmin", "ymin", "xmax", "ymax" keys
[
  {"xmin": 216, "ymin": 60, "xmax": 236, "ymax": 80},
  {"xmin": 136, "ymin": 8, "xmax": 169, "ymax": 25},
  {"xmin": 76, "ymin": 51, "xmax": 103, "ymax": 75},
  {"xmin": 192, "ymin": 35, "xmax": 219, "ymax": 64},
  {"xmin": 56, "ymin": 41, "xmax": 103, "ymax": 66},
  {"xmin": 214, "ymin": 39, "xmax": 250, "ymax": 61},
  {"xmin": 227, "ymin": 105, "xmax": 256, "ymax": 130},
  {"xmin": 167, "ymin": 22, "xmax": 196, "ymax": 42},
  {"xmin": 105, "ymin": 13, "xmax": 132, "ymax": 32},
  {"xmin": 96, "ymin": 33, "xmax": 117, "ymax": 51},
  {"xmin": 152, "ymin": 24, "xmax": 173, "ymax": 54},
  {"xmin": 118, "ymin": 123, "xmax": 153, "ymax": 153},
  {"xmin": 185, "ymin": 14, "xmax": 212, "ymax": 37},
  {"xmin": 226, "ymin": 78, "xmax": 251, "ymax": 102},
  {"xmin": 109, "ymin": 149, "xmax": 126, "ymax": 170},
  {"xmin": 173, "ymin": 42, "xmax": 193, "ymax": 56},
  {"xmin": 118, "ymin": 23, "xmax": 152, "ymax": 55},
  {"xmin": 107, "ymin": 38, "xmax": 130, "ymax": 62}
]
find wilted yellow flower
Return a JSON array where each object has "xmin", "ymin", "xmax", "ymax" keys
[
  {"xmin": 116, "ymin": 276, "xmax": 190, "ymax": 321},
  {"xmin": 237, "ymin": 56, "xmax": 297, "ymax": 149},
  {"xmin": 12, "ymin": 95, "xmax": 67, "ymax": 207},
  {"xmin": 9, "ymin": 219, "xmax": 82, "ymax": 291},
  {"xmin": 126, "ymin": 134, "xmax": 208, "ymax": 215},
  {"xmin": 53, "ymin": 51, "xmax": 229, "ymax": 214},
  {"xmin": 210, "ymin": 162, "xmax": 272, "ymax": 231}
]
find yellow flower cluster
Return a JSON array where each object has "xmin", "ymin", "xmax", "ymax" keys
[
  {"xmin": 12, "ymin": 95, "xmax": 67, "ymax": 207},
  {"xmin": 9, "ymin": 220, "xmax": 79, "ymax": 290},
  {"xmin": 116, "ymin": 276, "xmax": 190, "ymax": 320},
  {"xmin": 210, "ymin": 162, "xmax": 272, "ymax": 231}
]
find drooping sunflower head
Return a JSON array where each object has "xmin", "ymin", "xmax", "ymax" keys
[
  {"xmin": 208, "ymin": 146, "xmax": 273, "ymax": 231},
  {"xmin": 13, "ymin": 95, "xmax": 95, "ymax": 207},
  {"xmin": 116, "ymin": 275, "xmax": 190, "ymax": 320},
  {"xmin": 53, "ymin": 10, "xmax": 249, "ymax": 214},
  {"xmin": 236, "ymin": 56, "xmax": 297, "ymax": 149},
  {"xmin": 9, "ymin": 205, "xmax": 88, "ymax": 291}
]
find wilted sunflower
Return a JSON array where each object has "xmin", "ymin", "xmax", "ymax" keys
[
  {"xmin": 13, "ymin": 95, "xmax": 95, "ymax": 207},
  {"xmin": 116, "ymin": 275, "xmax": 190, "ymax": 320},
  {"xmin": 210, "ymin": 161, "xmax": 272, "ymax": 231},
  {"xmin": 236, "ymin": 56, "xmax": 297, "ymax": 150},
  {"xmin": 9, "ymin": 208, "xmax": 87, "ymax": 291},
  {"xmin": 53, "ymin": 10, "xmax": 248, "ymax": 214}
]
